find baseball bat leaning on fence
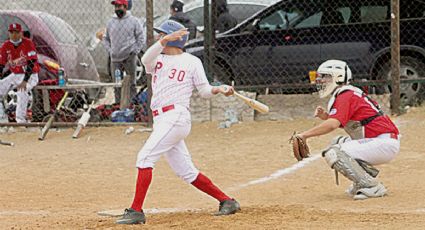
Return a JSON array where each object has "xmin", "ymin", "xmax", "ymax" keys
[
  {"xmin": 38, "ymin": 91, "xmax": 69, "ymax": 141},
  {"xmin": 219, "ymin": 85, "xmax": 269, "ymax": 114},
  {"xmin": 72, "ymin": 88, "xmax": 102, "ymax": 138},
  {"xmin": 0, "ymin": 140, "xmax": 14, "ymax": 146}
]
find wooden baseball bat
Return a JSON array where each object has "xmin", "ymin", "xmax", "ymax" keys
[
  {"xmin": 39, "ymin": 91, "xmax": 69, "ymax": 141},
  {"xmin": 72, "ymin": 88, "xmax": 102, "ymax": 139},
  {"xmin": 233, "ymin": 91, "xmax": 269, "ymax": 114}
]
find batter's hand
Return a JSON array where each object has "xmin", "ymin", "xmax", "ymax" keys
[
  {"xmin": 162, "ymin": 28, "xmax": 189, "ymax": 43},
  {"xmin": 314, "ymin": 106, "xmax": 328, "ymax": 120},
  {"xmin": 216, "ymin": 84, "xmax": 234, "ymax": 96}
]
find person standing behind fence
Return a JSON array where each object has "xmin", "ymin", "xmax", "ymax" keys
[
  {"xmin": 103, "ymin": 0, "xmax": 145, "ymax": 109},
  {"xmin": 0, "ymin": 23, "xmax": 39, "ymax": 123},
  {"xmin": 216, "ymin": 0, "xmax": 237, "ymax": 33},
  {"xmin": 169, "ymin": 0, "xmax": 197, "ymax": 40}
]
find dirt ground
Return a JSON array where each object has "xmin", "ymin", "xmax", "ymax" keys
[{"xmin": 1, "ymin": 106, "xmax": 425, "ymax": 230}]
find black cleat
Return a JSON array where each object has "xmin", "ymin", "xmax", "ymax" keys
[
  {"xmin": 215, "ymin": 199, "xmax": 241, "ymax": 216},
  {"xmin": 116, "ymin": 208, "xmax": 146, "ymax": 224}
]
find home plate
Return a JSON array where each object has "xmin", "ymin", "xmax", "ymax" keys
[{"xmin": 97, "ymin": 208, "xmax": 200, "ymax": 217}]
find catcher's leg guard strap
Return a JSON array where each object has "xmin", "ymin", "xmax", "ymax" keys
[
  {"xmin": 330, "ymin": 135, "xmax": 351, "ymax": 145},
  {"xmin": 355, "ymin": 159, "xmax": 379, "ymax": 178},
  {"xmin": 323, "ymin": 146, "xmax": 378, "ymax": 188}
]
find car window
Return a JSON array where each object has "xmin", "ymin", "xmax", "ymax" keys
[
  {"xmin": 39, "ymin": 13, "xmax": 79, "ymax": 44},
  {"xmin": 296, "ymin": 6, "xmax": 351, "ymax": 28},
  {"xmin": 228, "ymin": 4, "xmax": 266, "ymax": 23},
  {"xmin": 0, "ymin": 15, "xmax": 29, "ymax": 43},
  {"xmin": 258, "ymin": 10, "xmax": 299, "ymax": 31},
  {"xmin": 186, "ymin": 4, "xmax": 266, "ymax": 28},
  {"xmin": 360, "ymin": 5, "xmax": 389, "ymax": 23},
  {"xmin": 295, "ymin": 11, "xmax": 322, "ymax": 28},
  {"xmin": 186, "ymin": 7, "xmax": 204, "ymax": 27}
]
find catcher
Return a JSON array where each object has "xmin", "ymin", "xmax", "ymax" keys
[{"xmin": 291, "ymin": 60, "xmax": 400, "ymax": 200}]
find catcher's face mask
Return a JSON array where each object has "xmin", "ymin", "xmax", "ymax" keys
[{"xmin": 316, "ymin": 73, "xmax": 338, "ymax": 98}]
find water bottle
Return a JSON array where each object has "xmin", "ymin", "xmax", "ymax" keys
[
  {"xmin": 114, "ymin": 69, "xmax": 122, "ymax": 84},
  {"xmin": 58, "ymin": 68, "xmax": 66, "ymax": 86}
]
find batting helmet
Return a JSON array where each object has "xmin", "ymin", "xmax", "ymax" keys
[{"xmin": 154, "ymin": 20, "xmax": 188, "ymax": 49}]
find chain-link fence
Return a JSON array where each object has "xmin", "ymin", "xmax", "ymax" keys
[{"xmin": 1, "ymin": 0, "xmax": 425, "ymax": 126}]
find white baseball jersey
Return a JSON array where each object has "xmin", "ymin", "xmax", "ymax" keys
[{"xmin": 143, "ymin": 42, "xmax": 213, "ymax": 110}]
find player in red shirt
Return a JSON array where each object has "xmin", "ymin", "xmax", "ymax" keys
[
  {"xmin": 298, "ymin": 60, "xmax": 400, "ymax": 200},
  {"xmin": 0, "ymin": 23, "xmax": 39, "ymax": 123}
]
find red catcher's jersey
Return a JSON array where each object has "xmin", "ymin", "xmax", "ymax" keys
[
  {"xmin": 329, "ymin": 91, "xmax": 399, "ymax": 138},
  {"xmin": 0, "ymin": 37, "xmax": 40, "ymax": 74}
]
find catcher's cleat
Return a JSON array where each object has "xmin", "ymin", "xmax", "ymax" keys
[
  {"xmin": 215, "ymin": 199, "xmax": 241, "ymax": 216},
  {"xmin": 353, "ymin": 183, "xmax": 387, "ymax": 200},
  {"xmin": 346, "ymin": 183, "xmax": 360, "ymax": 197},
  {"xmin": 116, "ymin": 208, "xmax": 146, "ymax": 225}
]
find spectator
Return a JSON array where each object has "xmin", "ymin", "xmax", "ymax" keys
[
  {"xmin": 169, "ymin": 0, "xmax": 197, "ymax": 40},
  {"xmin": 104, "ymin": 0, "xmax": 145, "ymax": 109},
  {"xmin": 0, "ymin": 23, "xmax": 39, "ymax": 123},
  {"xmin": 216, "ymin": 0, "xmax": 237, "ymax": 33}
]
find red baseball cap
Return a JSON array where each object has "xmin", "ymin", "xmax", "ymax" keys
[
  {"xmin": 8, "ymin": 23, "xmax": 22, "ymax": 32},
  {"xmin": 111, "ymin": 0, "xmax": 128, "ymax": 6}
]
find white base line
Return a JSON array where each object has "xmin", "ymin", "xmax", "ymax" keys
[{"xmin": 226, "ymin": 154, "xmax": 321, "ymax": 192}]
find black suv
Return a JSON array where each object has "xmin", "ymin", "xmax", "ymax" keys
[{"xmin": 185, "ymin": 0, "xmax": 425, "ymax": 104}]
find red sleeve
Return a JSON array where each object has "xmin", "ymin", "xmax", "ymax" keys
[
  {"xmin": 328, "ymin": 92, "xmax": 353, "ymax": 127},
  {"xmin": 27, "ymin": 40, "xmax": 38, "ymax": 61},
  {"xmin": 0, "ymin": 43, "xmax": 7, "ymax": 65}
]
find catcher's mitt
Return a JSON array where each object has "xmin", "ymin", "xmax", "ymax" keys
[{"xmin": 289, "ymin": 132, "xmax": 310, "ymax": 161}]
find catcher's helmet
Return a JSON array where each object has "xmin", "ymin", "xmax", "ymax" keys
[
  {"xmin": 154, "ymin": 20, "xmax": 188, "ymax": 49},
  {"xmin": 316, "ymin": 60, "xmax": 352, "ymax": 98}
]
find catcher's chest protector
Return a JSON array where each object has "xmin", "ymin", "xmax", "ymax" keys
[{"xmin": 327, "ymin": 86, "xmax": 383, "ymax": 140}]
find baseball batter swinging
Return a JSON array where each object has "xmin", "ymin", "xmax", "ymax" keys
[
  {"xmin": 116, "ymin": 20, "xmax": 240, "ymax": 225},
  {"xmin": 297, "ymin": 60, "xmax": 400, "ymax": 200}
]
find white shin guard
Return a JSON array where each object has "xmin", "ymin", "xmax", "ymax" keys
[{"xmin": 323, "ymin": 146, "xmax": 379, "ymax": 189}]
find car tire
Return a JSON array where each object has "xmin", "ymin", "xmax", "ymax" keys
[{"xmin": 377, "ymin": 56, "xmax": 425, "ymax": 106}]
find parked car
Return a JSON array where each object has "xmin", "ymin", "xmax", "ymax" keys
[
  {"xmin": 0, "ymin": 10, "xmax": 100, "ymax": 121},
  {"xmin": 154, "ymin": 0, "xmax": 280, "ymax": 35},
  {"xmin": 185, "ymin": 0, "xmax": 425, "ymax": 105}
]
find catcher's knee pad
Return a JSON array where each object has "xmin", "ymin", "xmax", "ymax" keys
[
  {"xmin": 330, "ymin": 135, "xmax": 351, "ymax": 145},
  {"xmin": 322, "ymin": 146, "xmax": 340, "ymax": 168},
  {"xmin": 322, "ymin": 146, "xmax": 378, "ymax": 188}
]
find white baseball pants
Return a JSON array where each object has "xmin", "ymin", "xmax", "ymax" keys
[
  {"xmin": 136, "ymin": 105, "xmax": 199, "ymax": 183},
  {"xmin": 0, "ymin": 73, "xmax": 38, "ymax": 123},
  {"xmin": 340, "ymin": 133, "xmax": 400, "ymax": 165}
]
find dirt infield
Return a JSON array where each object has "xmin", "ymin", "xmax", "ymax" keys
[{"xmin": 1, "ymin": 106, "xmax": 425, "ymax": 229}]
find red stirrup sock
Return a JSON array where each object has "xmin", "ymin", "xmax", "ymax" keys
[
  {"xmin": 191, "ymin": 173, "xmax": 231, "ymax": 202},
  {"xmin": 131, "ymin": 167, "xmax": 153, "ymax": 212}
]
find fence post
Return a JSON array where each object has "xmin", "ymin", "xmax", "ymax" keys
[
  {"xmin": 145, "ymin": 0, "xmax": 154, "ymax": 127},
  {"xmin": 210, "ymin": 0, "xmax": 217, "ymax": 82},
  {"xmin": 390, "ymin": 0, "xmax": 401, "ymax": 115},
  {"xmin": 203, "ymin": 0, "xmax": 212, "ymax": 81}
]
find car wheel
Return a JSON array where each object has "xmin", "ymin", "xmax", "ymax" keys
[{"xmin": 377, "ymin": 56, "xmax": 425, "ymax": 106}]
